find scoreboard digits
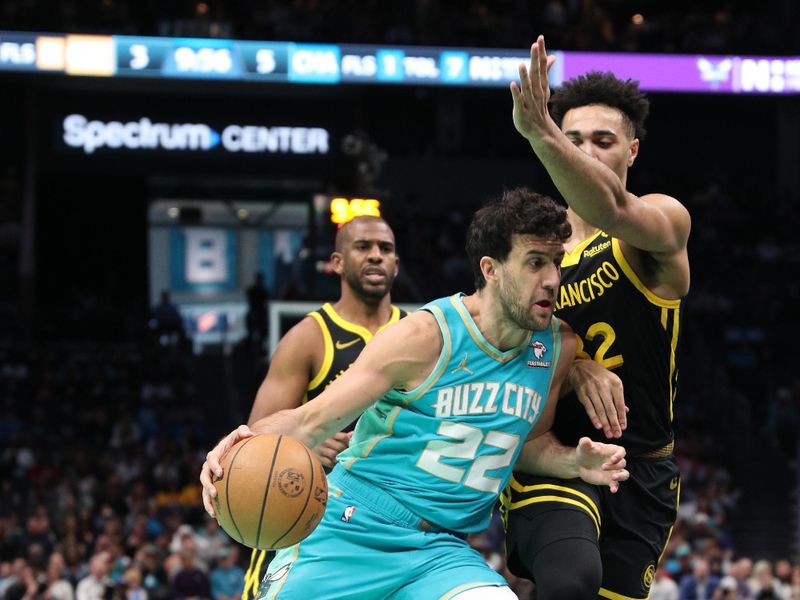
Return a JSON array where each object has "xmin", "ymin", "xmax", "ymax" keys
[
  {"xmin": 5, "ymin": 29, "xmax": 799, "ymax": 94},
  {"xmin": 115, "ymin": 36, "xmax": 289, "ymax": 80}
]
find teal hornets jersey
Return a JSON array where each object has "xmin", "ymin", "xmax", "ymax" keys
[{"xmin": 336, "ymin": 292, "xmax": 563, "ymax": 533}]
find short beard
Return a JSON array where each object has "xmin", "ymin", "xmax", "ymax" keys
[
  {"xmin": 344, "ymin": 270, "xmax": 393, "ymax": 305},
  {"xmin": 498, "ymin": 269, "xmax": 540, "ymax": 331}
]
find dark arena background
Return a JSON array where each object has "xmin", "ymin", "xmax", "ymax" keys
[{"xmin": 1, "ymin": 2, "xmax": 800, "ymax": 599}]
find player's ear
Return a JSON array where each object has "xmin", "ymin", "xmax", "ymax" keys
[
  {"xmin": 330, "ymin": 251, "xmax": 344, "ymax": 274},
  {"xmin": 479, "ymin": 256, "xmax": 498, "ymax": 285},
  {"xmin": 392, "ymin": 255, "xmax": 400, "ymax": 277},
  {"xmin": 628, "ymin": 138, "xmax": 640, "ymax": 167}
]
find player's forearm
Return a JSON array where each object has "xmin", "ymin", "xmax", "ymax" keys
[
  {"xmin": 516, "ymin": 430, "xmax": 580, "ymax": 479},
  {"xmin": 250, "ymin": 408, "xmax": 325, "ymax": 449},
  {"xmin": 527, "ymin": 132, "xmax": 627, "ymax": 229}
]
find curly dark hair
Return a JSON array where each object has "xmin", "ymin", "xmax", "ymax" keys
[
  {"xmin": 550, "ymin": 71, "xmax": 650, "ymax": 140},
  {"xmin": 466, "ymin": 188, "xmax": 571, "ymax": 290}
]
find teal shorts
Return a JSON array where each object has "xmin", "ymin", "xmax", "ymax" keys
[{"xmin": 257, "ymin": 466, "xmax": 507, "ymax": 600}]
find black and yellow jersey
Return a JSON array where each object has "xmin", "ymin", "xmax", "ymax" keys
[
  {"xmin": 242, "ymin": 301, "xmax": 407, "ymax": 600},
  {"xmin": 305, "ymin": 303, "xmax": 408, "ymax": 414},
  {"xmin": 552, "ymin": 231, "xmax": 683, "ymax": 456}
]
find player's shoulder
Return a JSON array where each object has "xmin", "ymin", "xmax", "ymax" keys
[
  {"xmin": 381, "ymin": 309, "xmax": 439, "ymax": 339},
  {"xmin": 555, "ymin": 318, "xmax": 577, "ymax": 353},
  {"xmin": 639, "ymin": 192, "xmax": 691, "ymax": 224},
  {"xmin": 368, "ymin": 309, "xmax": 442, "ymax": 355},
  {"xmin": 274, "ymin": 314, "xmax": 324, "ymax": 358}
]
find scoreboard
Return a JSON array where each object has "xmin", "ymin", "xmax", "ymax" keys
[{"xmin": 2, "ymin": 30, "xmax": 800, "ymax": 94}]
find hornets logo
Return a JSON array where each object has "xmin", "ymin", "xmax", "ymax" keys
[
  {"xmin": 257, "ymin": 564, "xmax": 292, "ymax": 598},
  {"xmin": 642, "ymin": 563, "xmax": 656, "ymax": 591}
]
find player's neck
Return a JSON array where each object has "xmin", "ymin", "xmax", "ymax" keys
[
  {"xmin": 566, "ymin": 210, "xmax": 602, "ymax": 247},
  {"xmin": 463, "ymin": 291, "xmax": 529, "ymax": 351},
  {"xmin": 331, "ymin": 292, "xmax": 393, "ymax": 332}
]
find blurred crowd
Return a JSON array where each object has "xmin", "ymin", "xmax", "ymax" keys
[{"xmin": 2, "ymin": 0, "xmax": 798, "ymax": 54}]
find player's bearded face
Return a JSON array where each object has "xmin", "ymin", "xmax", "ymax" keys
[
  {"xmin": 498, "ymin": 266, "xmax": 551, "ymax": 331},
  {"xmin": 343, "ymin": 252, "xmax": 397, "ymax": 301},
  {"xmin": 496, "ymin": 236, "xmax": 561, "ymax": 331}
]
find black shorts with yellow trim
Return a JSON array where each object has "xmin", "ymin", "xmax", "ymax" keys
[
  {"xmin": 502, "ymin": 455, "xmax": 680, "ymax": 600},
  {"xmin": 242, "ymin": 548, "xmax": 274, "ymax": 600}
]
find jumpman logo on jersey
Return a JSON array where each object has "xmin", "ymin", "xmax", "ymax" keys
[{"xmin": 451, "ymin": 352, "xmax": 473, "ymax": 375}]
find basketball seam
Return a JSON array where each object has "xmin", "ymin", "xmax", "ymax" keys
[
  {"xmin": 255, "ymin": 434, "xmax": 282, "ymax": 548},
  {"xmin": 270, "ymin": 443, "xmax": 316, "ymax": 548},
  {"xmin": 226, "ymin": 435, "xmax": 257, "ymax": 545}
]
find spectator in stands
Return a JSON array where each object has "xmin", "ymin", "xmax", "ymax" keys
[
  {"xmin": 2, "ymin": 564, "xmax": 37, "ymax": 600},
  {"xmin": 729, "ymin": 558, "xmax": 755, "ymax": 600},
  {"xmin": 651, "ymin": 565, "xmax": 680, "ymax": 600},
  {"xmin": 194, "ymin": 520, "xmax": 228, "ymax": 568},
  {"xmin": 122, "ymin": 566, "xmax": 147, "ymax": 600},
  {"xmin": 245, "ymin": 272, "xmax": 270, "ymax": 354},
  {"xmin": 774, "ymin": 560, "xmax": 793, "ymax": 592},
  {"xmin": 789, "ymin": 564, "xmax": 800, "ymax": 600},
  {"xmin": 0, "ymin": 558, "xmax": 28, "ymax": 598},
  {"xmin": 75, "ymin": 551, "xmax": 111, "ymax": 600},
  {"xmin": 749, "ymin": 560, "xmax": 791, "ymax": 599},
  {"xmin": 149, "ymin": 291, "xmax": 185, "ymax": 342},
  {"xmin": 679, "ymin": 557, "xmax": 721, "ymax": 599},
  {"xmin": 44, "ymin": 551, "xmax": 74, "ymax": 600},
  {"xmin": 168, "ymin": 533, "xmax": 210, "ymax": 600},
  {"xmin": 714, "ymin": 575, "xmax": 742, "ymax": 599},
  {"xmin": 132, "ymin": 545, "xmax": 168, "ymax": 600},
  {"xmin": 209, "ymin": 545, "xmax": 243, "ymax": 600}
]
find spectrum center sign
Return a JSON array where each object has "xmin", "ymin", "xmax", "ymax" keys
[{"xmin": 62, "ymin": 113, "xmax": 330, "ymax": 155}]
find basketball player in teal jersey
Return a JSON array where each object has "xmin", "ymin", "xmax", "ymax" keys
[
  {"xmin": 201, "ymin": 189, "xmax": 630, "ymax": 600},
  {"xmin": 240, "ymin": 216, "xmax": 407, "ymax": 600},
  {"xmin": 504, "ymin": 37, "xmax": 691, "ymax": 599}
]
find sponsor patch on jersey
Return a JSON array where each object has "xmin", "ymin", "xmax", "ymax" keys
[
  {"xmin": 583, "ymin": 239, "xmax": 612, "ymax": 258},
  {"xmin": 527, "ymin": 341, "xmax": 551, "ymax": 368}
]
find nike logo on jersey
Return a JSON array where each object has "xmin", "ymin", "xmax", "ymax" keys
[{"xmin": 335, "ymin": 338, "xmax": 361, "ymax": 350}]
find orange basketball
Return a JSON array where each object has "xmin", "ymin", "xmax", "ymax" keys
[{"xmin": 212, "ymin": 433, "xmax": 328, "ymax": 550}]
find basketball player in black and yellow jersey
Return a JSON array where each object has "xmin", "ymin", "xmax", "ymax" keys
[
  {"xmin": 240, "ymin": 215, "xmax": 407, "ymax": 600},
  {"xmin": 502, "ymin": 36, "xmax": 691, "ymax": 599}
]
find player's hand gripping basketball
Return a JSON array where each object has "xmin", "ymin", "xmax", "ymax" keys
[
  {"xmin": 575, "ymin": 437, "xmax": 629, "ymax": 493},
  {"xmin": 201, "ymin": 424, "xmax": 256, "ymax": 517},
  {"xmin": 511, "ymin": 34, "xmax": 558, "ymax": 140}
]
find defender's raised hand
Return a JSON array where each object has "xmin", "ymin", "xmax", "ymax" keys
[{"xmin": 510, "ymin": 35, "xmax": 558, "ymax": 140}]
